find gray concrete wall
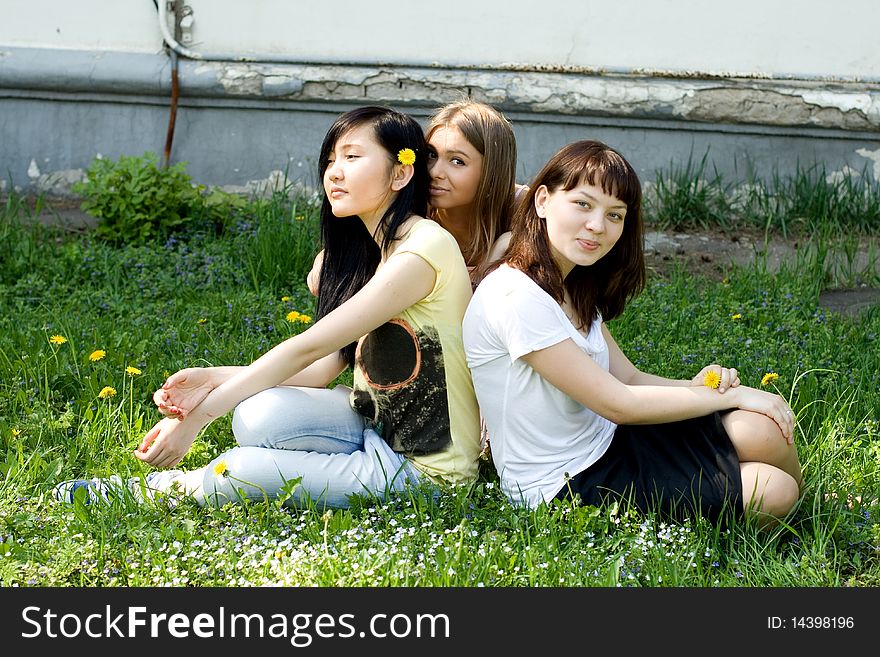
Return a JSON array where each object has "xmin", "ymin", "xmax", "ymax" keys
[
  {"xmin": 2, "ymin": 0, "xmax": 879, "ymax": 197},
  {"xmin": 2, "ymin": 48, "xmax": 879, "ymax": 199}
]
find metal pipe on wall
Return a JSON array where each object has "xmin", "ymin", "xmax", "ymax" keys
[
  {"xmin": 158, "ymin": 0, "xmax": 182, "ymax": 168},
  {"xmin": 162, "ymin": 47, "xmax": 179, "ymax": 168}
]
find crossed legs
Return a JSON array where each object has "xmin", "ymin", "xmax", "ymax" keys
[{"xmin": 722, "ymin": 410, "xmax": 803, "ymax": 527}]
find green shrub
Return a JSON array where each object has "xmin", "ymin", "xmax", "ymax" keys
[{"xmin": 73, "ymin": 152, "xmax": 203, "ymax": 244}]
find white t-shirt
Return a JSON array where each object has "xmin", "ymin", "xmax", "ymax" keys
[{"xmin": 462, "ymin": 264, "xmax": 617, "ymax": 507}]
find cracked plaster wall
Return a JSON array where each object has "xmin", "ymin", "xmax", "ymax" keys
[{"xmin": 2, "ymin": 48, "xmax": 879, "ymax": 195}]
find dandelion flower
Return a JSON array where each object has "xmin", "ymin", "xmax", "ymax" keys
[
  {"xmin": 125, "ymin": 366, "xmax": 142, "ymax": 376},
  {"xmin": 197, "ymin": 318, "xmax": 207, "ymax": 325},
  {"xmin": 286, "ymin": 311, "xmax": 301, "ymax": 322},
  {"xmin": 397, "ymin": 148, "xmax": 416, "ymax": 166},
  {"xmin": 731, "ymin": 313, "xmax": 742, "ymax": 321},
  {"xmin": 213, "ymin": 460, "xmax": 228, "ymax": 477},
  {"xmin": 49, "ymin": 335, "xmax": 68, "ymax": 345},
  {"xmin": 299, "ymin": 314, "xmax": 312, "ymax": 324},
  {"xmin": 703, "ymin": 370, "xmax": 721, "ymax": 389},
  {"xmin": 11, "ymin": 428, "xmax": 22, "ymax": 437},
  {"xmin": 281, "ymin": 296, "xmax": 291, "ymax": 302},
  {"xmin": 98, "ymin": 386, "xmax": 117, "ymax": 399},
  {"xmin": 89, "ymin": 349, "xmax": 106, "ymax": 362},
  {"xmin": 761, "ymin": 372, "xmax": 779, "ymax": 386}
]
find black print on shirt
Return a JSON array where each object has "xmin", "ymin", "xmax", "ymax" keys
[{"xmin": 352, "ymin": 319, "xmax": 451, "ymax": 455}]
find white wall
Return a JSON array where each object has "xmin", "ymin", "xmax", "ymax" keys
[
  {"xmin": 0, "ymin": 1, "xmax": 161, "ymax": 53},
  {"xmin": 1, "ymin": 0, "xmax": 877, "ymax": 79},
  {"xmin": 3, "ymin": 0, "xmax": 878, "ymax": 193}
]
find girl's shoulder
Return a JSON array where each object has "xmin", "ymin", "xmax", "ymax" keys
[
  {"xmin": 395, "ymin": 216, "xmax": 460, "ymax": 253},
  {"xmin": 477, "ymin": 264, "xmax": 550, "ymax": 305},
  {"xmin": 396, "ymin": 215, "xmax": 442, "ymax": 239}
]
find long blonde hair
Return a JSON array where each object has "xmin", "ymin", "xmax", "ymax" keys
[{"xmin": 425, "ymin": 100, "xmax": 517, "ymax": 268}]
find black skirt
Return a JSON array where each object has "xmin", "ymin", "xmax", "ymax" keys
[{"xmin": 553, "ymin": 412, "xmax": 743, "ymax": 525}]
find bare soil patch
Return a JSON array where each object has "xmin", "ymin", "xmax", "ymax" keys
[{"xmin": 644, "ymin": 226, "xmax": 879, "ymax": 318}]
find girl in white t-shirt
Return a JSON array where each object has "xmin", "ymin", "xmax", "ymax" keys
[{"xmin": 463, "ymin": 140, "xmax": 803, "ymax": 528}]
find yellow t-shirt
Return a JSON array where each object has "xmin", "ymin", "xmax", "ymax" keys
[{"xmin": 350, "ymin": 219, "xmax": 481, "ymax": 485}]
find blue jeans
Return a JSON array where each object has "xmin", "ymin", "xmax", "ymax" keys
[{"xmin": 150, "ymin": 386, "xmax": 424, "ymax": 508}]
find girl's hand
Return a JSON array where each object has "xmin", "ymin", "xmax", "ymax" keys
[
  {"xmin": 134, "ymin": 416, "xmax": 201, "ymax": 469},
  {"xmin": 731, "ymin": 386, "xmax": 795, "ymax": 444},
  {"xmin": 306, "ymin": 250, "xmax": 324, "ymax": 297},
  {"xmin": 153, "ymin": 368, "xmax": 215, "ymax": 420},
  {"xmin": 692, "ymin": 364, "xmax": 740, "ymax": 394}
]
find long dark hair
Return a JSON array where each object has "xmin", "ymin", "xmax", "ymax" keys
[
  {"xmin": 503, "ymin": 140, "xmax": 645, "ymax": 331},
  {"xmin": 315, "ymin": 106, "xmax": 429, "ymax": 366}
]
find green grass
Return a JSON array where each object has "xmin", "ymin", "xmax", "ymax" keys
[
  {"xmin": 0, "ymin": 177, "xmax": 878, "ymax": 588},
  {"xmin": 644, "ymin": 155, "xmax": 880, "ymax": 238}
]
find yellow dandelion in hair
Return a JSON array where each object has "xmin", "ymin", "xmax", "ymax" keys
[
  {"xmin": 731, "ymin": 313, "xmax": 742, "ymax": 321},
  {"xmin": 213, "ymin": 460, "xmax": 228, "ymax": 477},
  {"xmin": 397, "ymin": 148, "xmax": 416, "ymax": 166},
  {"xmin": 125, "ymin": 366, "xmax": 142, "ymax": 376},
  {"xmin": 286, "ymin": 311, "xmax": 301, "ymax": 322},
  {"xmin": 761, "ymin": 372, "xmax": 779, "ymax": 386},
  {"xmin": 703, "ymin": 370, "xmax": 721, "ymax": 389},
  {"xmin": 89, "ymin": 349, "xmax": 106, "ymax": 362},
  {"xmin": 281, "ymin": 296, "xmax": 291, "ymax": 302},
  {"xmin": 49, "ymin": 335, "xmax": 67, "ymax": 345},
  {"xmin": 98, "ymin": 386, "xmax": 117, "ymax": 399}
]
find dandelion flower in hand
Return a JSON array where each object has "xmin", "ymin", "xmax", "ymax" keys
[
  {"xmin": 761, "ymin": 372, "xmax": 779, "ymax": 386},
  {"xmin": 703, "ymin": 370, "xmax": 721, "ymax": 389}
]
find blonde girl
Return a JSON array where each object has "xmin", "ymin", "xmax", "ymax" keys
[{"xmin": 308, "ymin": 99, "xmax": 520, "ymax": 293}]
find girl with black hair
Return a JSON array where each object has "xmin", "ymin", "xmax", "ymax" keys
[
  {"xmin": 306, "ymin": 99, "xmax": 522, "ymax": 293},
  {"xmin": 56, "ymin": 106, "xmax": 481, "ymax": 508}
]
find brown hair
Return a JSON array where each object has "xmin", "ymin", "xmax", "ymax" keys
[
  {"xmin": 425, "ymin": 100, "xmax": 517, "ymax": 268},
  {"xmin": 503, "ymin": 139, "xmax": 645, "ymax": 331}
]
